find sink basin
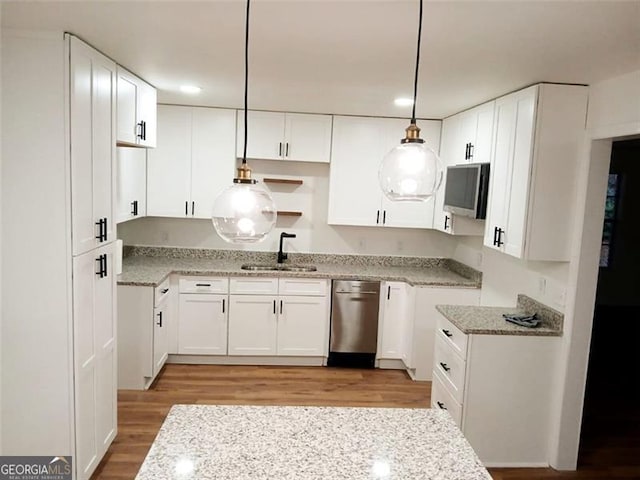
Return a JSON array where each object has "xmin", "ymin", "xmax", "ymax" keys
[{"xmin": 240, "ymin": 263, "xmax": 317, "ymax": 272}]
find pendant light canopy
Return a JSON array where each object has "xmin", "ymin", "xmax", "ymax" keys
[
  {"xmin": 379, "ymin": 0, "xmax": 443, "ymax": 202},
  {"xmin": 212, "ymin": 0, "xmax": 276, "ymax": 243}
]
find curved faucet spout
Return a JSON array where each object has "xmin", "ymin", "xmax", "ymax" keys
[{"xmin": 278, "ymin": 232, "xmax": 297, "ymax": 264}]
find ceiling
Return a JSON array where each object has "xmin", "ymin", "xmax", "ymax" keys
[{"xmin": 2, "ymin": 0, "xmax": 639, "ymax": 119}]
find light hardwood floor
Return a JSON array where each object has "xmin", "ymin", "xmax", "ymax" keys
[{"xmin": 91, "ymin": 364, "xmax": 638, "ymax": 480}]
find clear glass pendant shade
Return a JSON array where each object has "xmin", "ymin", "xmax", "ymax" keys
[
  {"xmin": 379, "ymin": 141, "xmax": 444, "ymax": 202},
  {"xmin": 211, "ymin": 181, "xmax": 276, "ymax": 243}
]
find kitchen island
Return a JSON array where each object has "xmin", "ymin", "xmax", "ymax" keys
[{"xmin": 135, "ymin": 405, "xmax": 491, "ymax": 480}]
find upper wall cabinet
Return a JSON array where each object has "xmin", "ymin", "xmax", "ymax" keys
[
  {"xmin": 147, "ymin": 105, "xmax": 236, "ymax": 219},
  {"xmin": 116, "ymin": 147, "xmax": 146, "ymax": 223},
  {"xmin": 328, "ymin": 115, "xmax": 441, "ymax": 229},
  {"xmin": 456, "ymin": 102, "xmax": 495, "ymax": 164},
  {"xmin": 483, "ymin": 84, "xmax": 588, "ymax": 261},
  {"xmin": 116, "ymin": 67, "xmax": 157, "ymax": 148},
  {"xmin": 432, "ymin": 112, "xmax": 488, "ymax": 237},
  {"xmin": 236, "ymin": 111, "xmax": 332, "ymax": 163}
]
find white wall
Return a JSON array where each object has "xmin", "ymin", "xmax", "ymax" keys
[
  {"xmin": 1, "ymin": 30, "xmax": 74, "ymax": 454},
  {"xmin": 549, "ymin": 68, "xmax": 640, "ymax": 470},
  {"xmin": 453, "ymin": 237, "xmax": 570, "ymax": 311},
  {"xmin": 118, "ymin": 158, "xmax": 457, "ymax": 258}
]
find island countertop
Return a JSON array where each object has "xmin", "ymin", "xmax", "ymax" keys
[
  {"xmin": 117, "ymin": 247, "xmax": 482, "ymax": 289},
  {"xmin": 135, "ymin": 405, "xmax": 492, "ymax": 480}
]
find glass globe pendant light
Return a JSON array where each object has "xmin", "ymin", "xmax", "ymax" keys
[
  {"xmin": 212, "ymin": 0, "xmax": 276, "ymax": 243},
  {"xmin": 379, "ymin": 0, "xmax": 443, "ymax": 202}
]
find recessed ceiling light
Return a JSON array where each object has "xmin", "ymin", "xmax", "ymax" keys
[
  {"xmin": 394, "ymin": 98, "xmax": 414, "ymax": 107},
  {"xmin": 180, "ymin": 85, "xmax": 202, "ymax": 94}
]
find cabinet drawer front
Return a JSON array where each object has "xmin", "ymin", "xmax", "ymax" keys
[
  {"xmin": 230, "ymin": 277, "xmax": 278, "ymax": 295},
  {"xmin": 179, "ymin": 277, "xmax": 229, "ymax": 294},
  {"xmin": 431, "ymin": 368, "xmax": 463, "ymax": 427},
  {"xmin": 154, "ymin": 277, "xmax": 171, "ymax": 307},
  {"xmin": 436, "ymin": 313, "xmax": 468, "ymax": 360},
  {"xmin": 278, "ymin": 278, "xmax": 329, "ymax": 296},
  {"xmin": 434, "ymin": 336, "xmax": 466, "ymax": 404}
]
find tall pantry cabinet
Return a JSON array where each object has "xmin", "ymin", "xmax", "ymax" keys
[{"xmin": 1, "ymin": 31, "xmax": 117, "ymax": 479}]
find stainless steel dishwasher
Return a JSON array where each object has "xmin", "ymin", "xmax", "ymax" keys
[{"xmin": 328, "ymin": 280, "xmax": 380, "ymax": 368}]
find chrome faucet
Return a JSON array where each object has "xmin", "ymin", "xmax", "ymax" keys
[{"xmin": 277, "ymin": 232, "xmax": 296, "ymax": 264}]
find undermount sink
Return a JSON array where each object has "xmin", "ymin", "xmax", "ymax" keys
[{"xmin": 240, "ymin": 263, "xmax": 317, "ymax": 272}]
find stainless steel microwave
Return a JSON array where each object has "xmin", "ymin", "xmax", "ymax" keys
[{"xmin": 443, "ymin": 163, "xmax": 490, "ymax": 219}]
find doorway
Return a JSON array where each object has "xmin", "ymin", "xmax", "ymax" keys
[{"xmin": 578, "ymin": 139, "xmax": 640, "ymax": 469}]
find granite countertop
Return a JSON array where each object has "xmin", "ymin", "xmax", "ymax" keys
[
  {"xmin": 436, "ymin": 294, "xmax": 564, "ymax": 336},
  {"xmin": 118, "ymin": 247, "xmax": 482, "ymax": 289},
  {"xmin": 135, "ymin": 405, "xmax": 491, "ymax": 480}
]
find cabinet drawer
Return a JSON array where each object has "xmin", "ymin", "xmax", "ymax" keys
[
  {"xmin": 154, "ymin": 277, "xmax": 171, "ymax": 307},
  {"xmin": 230, "ymin": 277, "xmax": 278, "ymax": 295},
  {"xmin": 434, "ymin": 335, "xmax": 466, "ymax": 404},
  {"xmin": 179, "ymin": 277, "xmax": 229, "ymax": 294},
  {"xmin": 431, "ymin": 368, "xmax": 463, "ymax": 427},
  {"xmin": 278, "ymin": 278, "xmax": 328, "ymax": 296},
  {"xmin": 436, "ymin": 313, "xmax": 468, "ymax": 360}
]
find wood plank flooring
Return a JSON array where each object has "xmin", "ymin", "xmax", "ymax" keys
[{"xmin": 91, "ymin": 364, "xmax": 639, "ymax": 480}]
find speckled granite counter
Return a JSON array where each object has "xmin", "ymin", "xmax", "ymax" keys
[
  {"xmin": 436, "ymin": 294, "xmax": 563, "ymax": 336},
  {"xmin": 118, "ymin": 247, "xmax": 482, "ymax": 289},
  {"xmin": 135, "ymin": 405, "xmax": 491, "ymax": 480}
]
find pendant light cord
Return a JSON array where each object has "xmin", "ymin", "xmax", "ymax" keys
[
  {"xmin": 242, "ymin": 0, "xmax": 250, "ymax": 165},
  {"xmin": 411, "ymin": 0, "xmax": 423, "ymax": 124}
]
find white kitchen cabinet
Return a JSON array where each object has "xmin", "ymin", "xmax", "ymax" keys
[
  {"xmin": 117, "ymin": 277, "xmax": 172, "ymax": 390},
  {"xmin": 227, "ymin": 277, "xmax": 330, "ymax": 357},
  {"xmin": 328, "ymin": 115, "xmax": 440, "ymax": 229},
  {"xmin": 116, "ymin": 146, "xmax": 146, "ymax": 223},
  {"xmin": 147, "ymin": 105, "xmax": 236, "ymax": 218},
  {"xmin": 178, "ymin": 294, "xmax": 228, "ymax": 355},
  {"xmin": 433, "ymin": 114, "xmax": 486, "ymax": 236},
  {"xmin": 116, "ymin": 66, "xmax": 157, "ymax": 148},
  {"xmin": 228, "ymin": 295, "xmax": 278, "ymax": 355},
  {"xmin": 377, "ymin": 281, "xmax": 412, "ymax": 361},
  {"xmin": 457, "ymin": 101, "xmax": 495, "ymax": 164},
  {"xmin": 277, "ymin": 296, "xmax": 329, "ymax": 356},
  {"xmin": 237, "ymin": 110, "xmax": 332, "ymax": 163},
  {"xmin": 431, "ymin": 311, "xmax": 559, "ymax": 467},
  {"xmin": 483, "ymin": 84, "xmax": 588, "ymax": 261},
  {"xmin": 407, "ymin": 286, "xmax": 480, "ymax": 381},
  {"xmin": 70, "ymin": 36, "xmax": 116, "ymax": 256},
  {"xmin": 177, "ymin": 276, "xmax": 229, "ymax": 355},
  {"xmin": 73, "ymin": 243, "xmax": 117, "ymax": 479}
]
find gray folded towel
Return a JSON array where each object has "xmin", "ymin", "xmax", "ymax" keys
[{"xmin": 502, "ymin": 313, "xmax": 540, "ymax": 328}]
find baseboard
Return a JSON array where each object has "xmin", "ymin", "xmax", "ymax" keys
[{"xmin": 167, "ymin": 354, "xmax": 326, "ymax": 366}]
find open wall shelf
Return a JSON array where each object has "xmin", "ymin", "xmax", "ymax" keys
[{"xmin": 263, "ymin": 178, "xmax": 304, "ymax": 185}]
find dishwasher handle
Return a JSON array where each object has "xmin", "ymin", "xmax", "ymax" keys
[{"xmin": 334, "ymin": 290, "xmax": 379, "ymax": 295}]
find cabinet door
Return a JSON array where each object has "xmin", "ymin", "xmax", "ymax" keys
[
  {"xmin": 147, "ymin": 105, "xmax": 192, "ymax": 217},
  {"xmin": 472, "ymin": 101, "xmax": 495, "ymax": 164},
  {"xmin": 190, "ymin": 108, "xmax": 236, "ymax": 218},
  {"xmin": 236, "ymin": 110, "xmax": 285, "ymax": 160},
  {"xmin": 502, "ymin": 90, "xmax": 536, "ymax": 258},
  {"xmin": 277, "ymin": 296, "xmax": 329, "ymax": 356},
  {"xmin": 434, "ymin": 116, "xmax": 458, "ymax": 233},
  {"xmin": 116, "ymin": 147, "xmax": 146, "ymax": 223},
  {"xmin": 484, "ymin": 95, "xmax": 516, "ymax": 251},
  {"xmin": 228, "ymin": 295, "xmax": 277, "ymax": 355},
  {"xmin": 284, "ymin": 113, "xmax": 332, "ymax": 163},
  {"xmin": 70, "ymin": 38, "xmax": 116, "ymax": 255},
  {"xmin": 328, "ymin": 116, "xmax": 387, "ymax": 226},
  {"xmin": 138, "ymin": 80, "xmax": 157, "ymax": 148},
  {"xmin": 458, "ymin": 109, "xmax": 477, "ymax": 163},
  {"xmin": 153, "ymin": 303, "xmax": 169, "ymax": 375},
  {"xmin": 116, "ymin": 67, "xmax": 139, "ymax": 146},
  {"xmin": 73, "ymin": 243, "xmax": 116, "ymax": 479},
  {"xmin": 178, "ymin": 294, "xmax": 228, "ymax": 355},
  {"xmin": 377, "ymin": 282, "xmax": 409, "ymax": 360},
  {"xmin": 381, "ymin": 119, "xmax": 440, "ymax": 228}
]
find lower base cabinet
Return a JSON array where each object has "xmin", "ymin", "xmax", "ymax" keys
[
  {"xmin": 432, "ymin": 311, "xmax": 558, "ymax": 467},
  {"xmin": 227, "ymin": 278, "xmax": 330, "ymax": 357},
  {"xmin": 117, "ymin": 277, "xmax": 171, "ymax": 390},
  {"xmin": 178, "ymin": 293, "xmax": 228, "ymax": 354}
]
